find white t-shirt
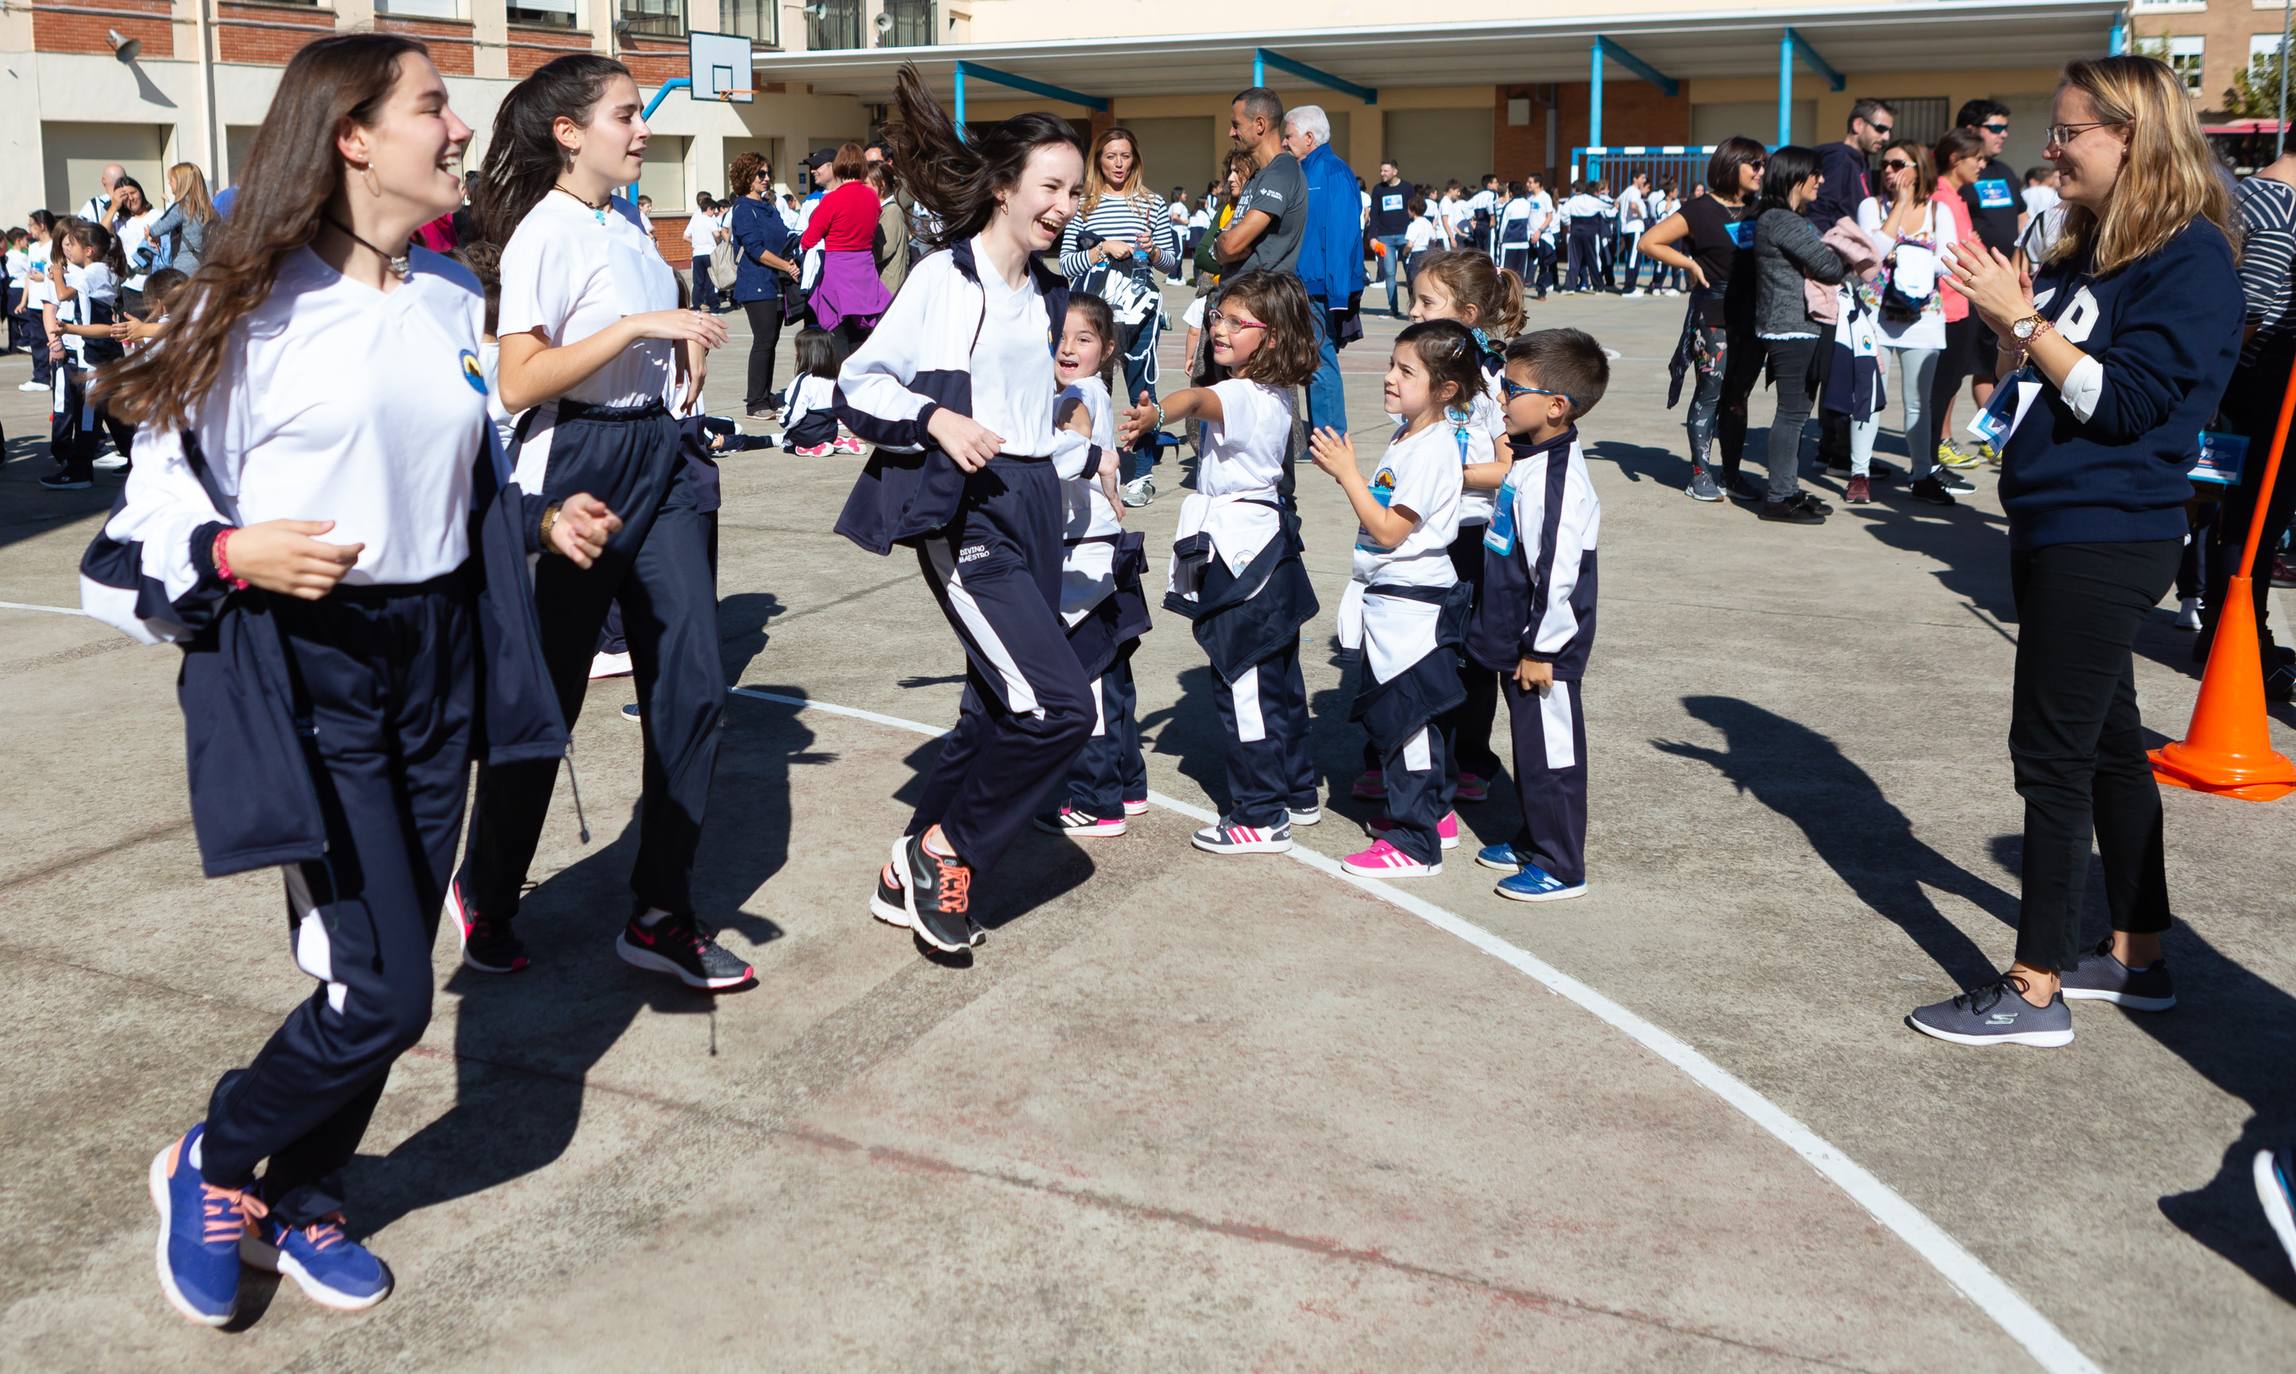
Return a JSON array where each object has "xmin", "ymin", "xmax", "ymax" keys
[
  {"xmin": 1467, "ymin": 188, "xmax": 1497, "ymax": 217},
  {"xmin": 478, "ymin": 338, "xmax": 518, "ymax": 458},
  {"xmin": 1404, "ymin": 217, "xmax": 1435, "ymax": 255},
  {"xmin": 1619, "ymin": 188, "xmax": 1648, "ymax": 229},
  {"xmin": 1856, "ymin": 196, "xmax": 1956, "ymax": 353},
  {"xmin": 1352, "ymin": 417, "xmax": 1464, "ymax": 587},
  {"xmin": 968, "ymin": 250, "xmax": 1057, "ymax": 458},
  {"xmin": 1183, "ymin": 294, "xmax": 1207, "ymax": 329},
  {"xmin": 1441, "ymin": 196, "xmax": 1476, "ymax": 240},
  {"xmin": 148, "ymin": 248, "xmax": 488, "ymax": 585},
  {"xmin": 1563, "ymin": 193, "xmax": 1605, "ymax": 223},
  {"xmin": 499, "ymin": 192, "xmax": 678, "ymax": 408},
  {"xmin": 1452, "ymin": 380, "xmax": 1510, "ymax": 525},
  {"xmin": 2021, "ymin": 184, "xmax": 2060, "ymax": 218},
  {"xmin": 1198, "ymin": 378, "xmax": 1292, "ymax": 497},
  {"xmin": 1522, "ymin": 192, "xmax": 1556, "ymax": 242},
  {"xmin": 5, "ymin": 248, "xmax": 27, "ymax": 286},
  {"xmin": 1058, "ymin": 374, "xmax": 1120, "ymax": 540},
  {"xmin": 682, "ymin": 214, "xmax": 721, "ymax": 258},
  {"xmin": 116, "ymin": 212, "xmax": 155, "ymax": 290}
]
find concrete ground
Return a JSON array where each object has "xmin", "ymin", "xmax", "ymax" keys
[{"xmin": 2, "ymin": 281, "xmax": 2293, "ymax": 1372}]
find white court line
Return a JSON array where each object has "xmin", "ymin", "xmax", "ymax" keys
[
  {"xmin": 730, "ymin": 683, "xmax": 2101, "ymax": 1374},
  {"xmin": 0, "ymin": 600, "xmax": 87, "ymax": 616}
]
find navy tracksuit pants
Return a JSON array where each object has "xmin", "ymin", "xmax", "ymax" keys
[
  {"xmin": 1379, "ymin": 718, "xmax": 1453, "ymax": 865},
  {"xmin": 463, "ymin": 401, "xmax": 724, "ymax": 923},
  {"xmin": 911, "ymin": 456, "xmax": 1094, "ymax": 874},
  {"xmin": 1438, "ymin": 530, "xmax": 1503, "ymax": 781},
  {"xmin": 1502, "ymin": 675, "xmax": 1588, "ymax": 885},
  {"xmin": 1065, "ymin": 649, "xmax": 1147, "ymax": 819},
  {"xmin": 51, "ymin": 366, "xmax": 133, "ymax": 481},
  {"xmin": 1212, "ymin": 644, "xmax": 1315, "ymax": 829},
  {"xmin": 200, "ymin": 580, "xmax": 474, "ymax": 1224}
]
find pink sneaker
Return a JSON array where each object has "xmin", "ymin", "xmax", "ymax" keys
[
  {"xmin": 1350, "ymin": 769, "xmax": 1386, "ymax": 800},
  {"xmin": 833, "ymin": 433, "xmax": 867, "ymax": 455},
  {"xmin": 793, "ymin": 442, "xmax": 835, "ymax": 457},
  {"xmin": 1368, "ymin": 810, "xmax": 1460, "ymax": 850},
  {"xmin": 1454, "ymin": 772, "xmax": 1490, "ymax": 803},
  {"xmin": 1122, "ymin": 796, "xmax": 1150, "ymax": 817},
  {"xmin": 1340, "ymin": 838, "xmax": 1440, "ymax": 878}
]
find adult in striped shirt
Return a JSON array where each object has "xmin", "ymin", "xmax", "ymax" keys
[{"xmin": 1057, "ymin": 127, "xmax": 1180, "ymax": 506}]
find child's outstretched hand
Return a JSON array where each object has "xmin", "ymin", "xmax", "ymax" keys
[
  {"xmin": 1514, "ymin": 656, "xmax": 1554, "ymax": 693},
  {"xmin": 1116, "ymin": 390, "xmax": 1158, "ymax": 449},
  {"xmin": 1307, "ymin": 425, "xmax": 1357, "ymax": 480}
]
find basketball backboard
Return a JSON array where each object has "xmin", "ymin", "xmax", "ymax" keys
[{"xmin": 689, "ymin": 30, "xmax": 753, "ymax": 103}]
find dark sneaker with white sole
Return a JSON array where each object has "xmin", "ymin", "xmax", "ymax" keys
[
  {"xmin": 897, "ymin": 834, "xmax": 974, "ymax": 953},
  {"xmin": 447, "ymin": 877, "xmax": 527, "ymax": 974},
  {"xmin": 871, "ymin": 859, "xmax": 982, "ymax": 945},
  {"xmin": 615, "ymin": 911, "xmax": 756, "ymax": 991},
  {"xmin": 2059, "ymin": 938, "xmax": 2176, "ymax": 1011},
  {"xmin": 1907, "ymin": 975, "xmax": 2074, "ymax": 1048}
]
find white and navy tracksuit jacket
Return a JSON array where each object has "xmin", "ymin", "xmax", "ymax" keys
[
  {"xmin": 1051, "ymin": 374, "xmax": 1150, "ymax": 820},
  {"xmin": 833, "ymin": 236, "xmax": 1094, "ymax": 874},
  {"xmin": 780, "ymin": 371, "xmax": 838, "ymax": 450},
  {"xmin": 1465, "ymin": 428, "xmax": 1599, "ymax": 884},
  {"xmin": 78, "ymin": 249, "xmax": 564, "ymax": 1225}
]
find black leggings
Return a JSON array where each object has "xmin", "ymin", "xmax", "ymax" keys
[
  {"xmin": 2008, "ymin": 539, "xmax": 2181, "ymax": 972},
  {"xmin": 742, "ymin": 297, "xmax": 783, "ymax": 413}
]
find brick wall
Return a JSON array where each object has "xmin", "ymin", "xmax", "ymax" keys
[
  {"xmin": 1494, "ymin": 81, "xmax": 1691, "ymax": 186},
  {"xmin": 619, "ymin": 32, "xmax": 686, "ymax": 88},
  {"xmin": 657, "ymin": 212, "xmax": 693, "ymax": 266},
  {"xmin": 376, "ymin": 15, "xmax": 478, "ymax": 77},
  {"xmin": 217, "ymin": 0, "xmax": 335, "ymax": 66},
  {"xmin": 507, "ymin": 23, "xmax": 590, "ymax": 78},
  {"xmin": 33, "ymin": 0, "xmax": 175, "ymax": 60}
]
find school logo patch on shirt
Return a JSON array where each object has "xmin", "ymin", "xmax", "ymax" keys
[
  {"xmin": 1975, "ymin": 179, "xmax": 2015, "ymax": 210},
  {"xmin": 460, "ymin": 349, "xmax": 488, "ymax": 396}
]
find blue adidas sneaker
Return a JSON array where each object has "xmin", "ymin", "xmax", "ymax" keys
[
  {"xmin": 242, "ymin": 1211, "xmax": 394, "ymax": 1311},
  {"xmin": 147, "ymin": 1123, "xmax": 262, "ymax": 1327},
  {"xmin": 1494, "ymin": 864, "xmax": 1588, "ymax": 903},
  {"xmin": 1475, "ymin": 841, "xmax": 1532, "ymax": 872}
]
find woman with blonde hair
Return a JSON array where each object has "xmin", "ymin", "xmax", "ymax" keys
[
  {"xmin": 145, "ymin": 162, "xmax": 218, "ymax": 273},
  {"xmin": 1909, "ymin": 55, "xmax": 2243, "ymax": 1049},
  {"xmin": 1057, "ymin": 125, "xmax": 1180, "ymax": 505}
]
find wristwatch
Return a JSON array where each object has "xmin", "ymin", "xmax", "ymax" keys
[{"xmin": 2011, "ymin": 313, "xmax": 2051, "ymax": 343}]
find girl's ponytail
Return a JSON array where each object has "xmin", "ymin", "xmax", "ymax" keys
[{"xmin": 1414, "ymin": 248, "xmax": 1523, "ymax": 338}]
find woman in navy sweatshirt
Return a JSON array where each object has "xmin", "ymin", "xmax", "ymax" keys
[{"xmin": 1909, "ymin": 55, "xmax": 2243, "ymax": 1049}]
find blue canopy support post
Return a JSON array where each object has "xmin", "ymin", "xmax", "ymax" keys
[
  {"xmin": 952, "ymin": 59, "xmax": 1108, "ymax": 112},
  {"xmin": 953, "ymin": 60, "xmax": 967, "ymax": 131},
  {"xmin": 1589, "ymin": 40, "xmax": 1604, "ymax": 182},
  {"xmin": 2109, "ymin": 19, "xmax": 2129, "ymax": 55},
  {"xmin": 1777, "ymin": 25, "xmax": 1845, "ymax": 146},
  {"xmin": 1253, "ymin": 47, "xmax": 1378, "ymax": 105},
  {"xmin": 1591, "ymin": 37, "xmax": 1679, "ymax": 98}
]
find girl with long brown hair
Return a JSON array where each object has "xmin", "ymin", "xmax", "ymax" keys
[
  {"xmin": 835, "ymin": 63, "xmax": 1095, "ymax": 955},
  {"xmin": 80, "ymin": 33, "xmax": 617, "ymax": 1324},
  {"xmin": 1058, "ymin": 126, "xmax": 1181, "ymax": 505},
  {"xmin": 452, "ymin": 53, "xmax": 749, "ymax": 993},
  {"xmin": 1909, "ymin": 55, "xmax": 2243, "ymax": 1048}
]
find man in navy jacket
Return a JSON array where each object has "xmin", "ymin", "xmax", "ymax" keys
[{"xmin": 1286, "ymin": 104, "xmax": 1367, "ymax": 435}]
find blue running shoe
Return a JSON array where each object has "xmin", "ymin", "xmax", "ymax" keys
[
  {"xmin": 242, "ymin": 1211, "xmax": 393, "ymax": 1311},
  {"xmin": 1494, "ymin": 864, "xmax": 1588, "ymax": 903},
  {"xmin": 1475, "ymin": 841, "xmax": 1531, "ymax": 872},
  {"xmin": 147, "ymin": 1123, "xmax": 261, "ymax": 1327}
]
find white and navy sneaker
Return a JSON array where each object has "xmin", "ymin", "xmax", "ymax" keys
[
  {"xmin": 1907, "ymin": 975, "xmax": 2074, "ymax": 1048},
  {"xmin": 148, "ymin": 1124, "xmax": 260, "ymax": 1327},
  {"xmin": 1191, "ymin": 818, "xmax": 1293, "ymax": 855},
  {"xmin": 615, "ymin": 911, "xmax": 756, "ymax": 991},
  {"xmin": 2256, "ymin": 1146, "xmax": 2296, "ymax": 1277},
  {"xmin": 241, "ymin": 1212, "xmax": 392, "ymax": 1311},
  {"xmin": 1033, "ymin": 806, "xmax": 1127, "ymax": 839},
  {"xmin": 1287, "ymin": 802, "xmax": 1323, "ymax": 827},
  {"xmin": 1494, "ymin": 863, "xmax": 1587, "ymax": 902},
  {"xmin": 2059, "ymin": 937, "xmax": 2176, "ymax": 1011}
]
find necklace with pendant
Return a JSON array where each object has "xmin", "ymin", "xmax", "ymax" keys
[
  {"xmin": 324, "ymin": 216, "xmax": 410, "ymax": 282},
  {"xmin": 553, "ymin": 184, "xmax": 610, "ymax": 225}
]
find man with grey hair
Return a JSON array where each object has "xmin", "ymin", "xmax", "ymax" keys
[
  {"xmin": 79, "ymin": 162, "xmax": 125, "ymax": 226},
  {"xmin": 1284, "ymin": 102, "xmax": 1365, "ymax": 434}
]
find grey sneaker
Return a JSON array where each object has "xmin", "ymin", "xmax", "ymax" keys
[
  {"xmin": 1907, "ymin": 975, "xmax": 2074, "ymax": 1048},
  {"xmin": 2059, "ymin": 938, "xmax": 2176, "ymax": 1011},
  {"xmin": 1686, "ymin": 467, "xmax": 1723, "ymax": 502},
  {"xmin": 1120, "ymin": 475, "xmax": 1155, "ymax": 508}
]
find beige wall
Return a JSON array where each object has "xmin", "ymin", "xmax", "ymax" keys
[{"xmin": 963, "ymin": 0, "xmax": 1876, "ymax": 46}]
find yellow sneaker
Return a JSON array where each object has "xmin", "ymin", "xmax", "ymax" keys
[{"xmin": 1936, "ymin": 439, "xmax": 1981, "ymax": 470}]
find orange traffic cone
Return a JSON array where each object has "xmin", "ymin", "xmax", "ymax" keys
[{"xmin": 2149, "ymin": 349, "xmax": 2296, "ymax": 802}]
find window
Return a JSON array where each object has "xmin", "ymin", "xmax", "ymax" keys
[
  {"xmin": 722, "ymin": 0, "xmax": 778, "ymax": 46},
  {"xmin": 507, "ymin": 0, "xmax": 580, "ymax": 28},
  {"xmin": 2253, "ymin": 33, "xmax": 2286, "ymax": 64},
  {"xmin": 882, "ymin": 0, "xmax": 933, "ymax": 46},
  {"xmin": 804, "ymin": 0, "xmax": 863, "ymax": 51},
  {"xmin": 378, "ymin": 0, "xmax": 460, "ymax": 16},
  {"xmin": 618, "ymin": 0, "xmax": 683, "ymax": 39},
  {"xmin": 2168, "ymin": 35, "xmax": 2207, "ymax": 95}
]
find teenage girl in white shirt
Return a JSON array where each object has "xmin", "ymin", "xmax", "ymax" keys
[
  {"xmin": 456, "ymin": 54, "xmax": 751, "ymax": 991},
  {"xmin": 83, "ymin": 33, "xmax": 616, "ymax": 1326}
]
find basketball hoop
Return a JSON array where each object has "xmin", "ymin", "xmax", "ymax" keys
[
  {"xmin": 688, "ymin": 30, "xmax": 755, "ymax": 104},
  {"xmin": 713, "ymin": 88, "xmax": 756, "ymax": 103}
]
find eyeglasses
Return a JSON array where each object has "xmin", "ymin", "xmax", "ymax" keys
[
  {"xmin": 1881, "ymin": 159, "xmax": 1915, "ymax": 172},
  {"xmin": 1980, "ymin": 122, "xmax": 2010, "ymax": 135},
  {"xmin": 2045, "ymin": 120, "xmax": 2119, "ymax": 148},
  {"xmin": 1867, "ymin": 123, "xmax": 1893, "ymax": 137},
  {"xmin": 1501, "ymin": 378, "xmax": 1574, "ymax": 407},
  {"xmin": 1207, "ymin": 311, "xmax": 1267, "ymax": 333}
]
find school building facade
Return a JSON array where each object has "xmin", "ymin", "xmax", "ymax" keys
[{"xmin": 1, "ymin": 0, "xmax": 2123, "ymax": 257}]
